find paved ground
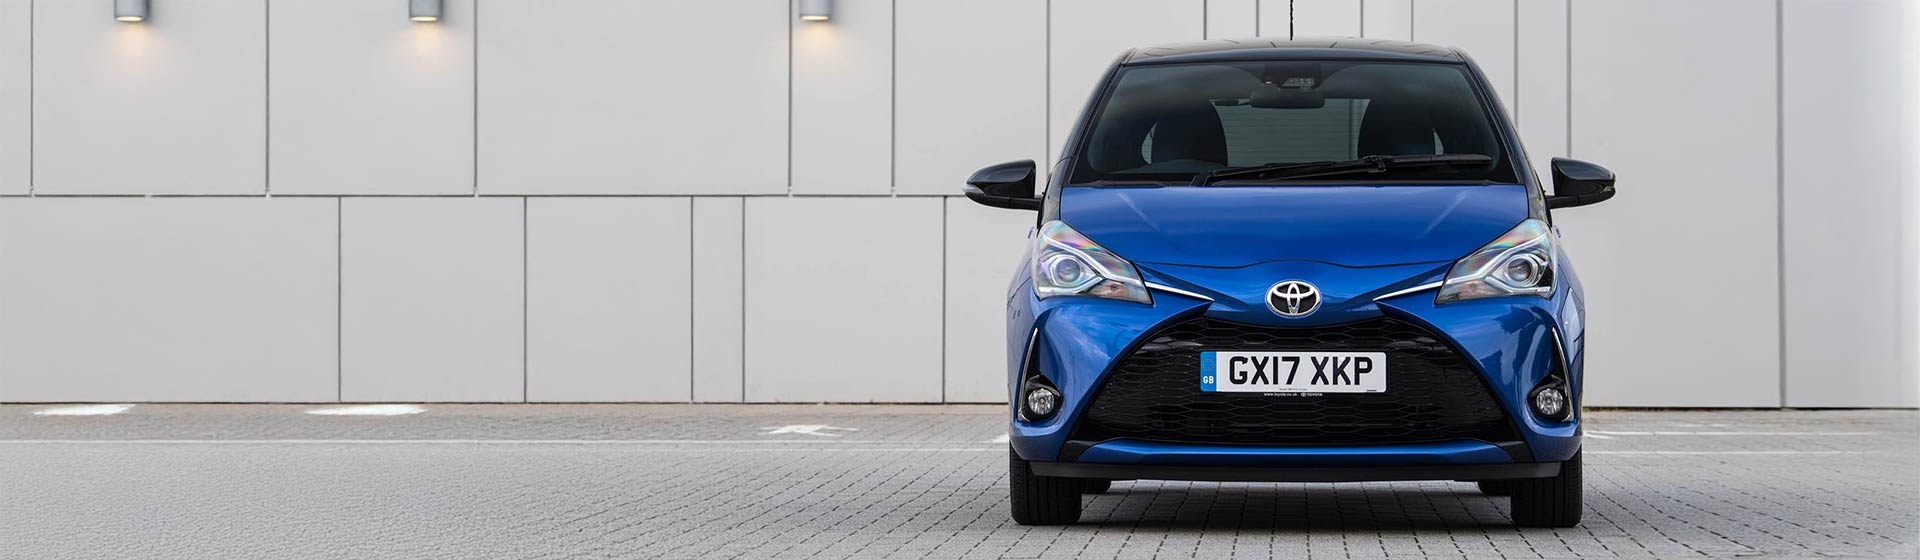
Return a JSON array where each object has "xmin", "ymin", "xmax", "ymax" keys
[{"xmin": 1, "ymin": 405, "xmax": 1914, "ymax": 559}]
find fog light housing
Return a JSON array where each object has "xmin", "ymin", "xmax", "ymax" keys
[
  {"xmin": 1022, "ymin": 386, "xmax": 1060, "ymax": 420},
  {"xmin": 1530, "ymin": 385, "xmax": 1570, "ymax": 421}
]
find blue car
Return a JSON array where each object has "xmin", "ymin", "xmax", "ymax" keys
[{"xmin": 963, "ymin": 39, "xmax": 1616, "ymax": 528}]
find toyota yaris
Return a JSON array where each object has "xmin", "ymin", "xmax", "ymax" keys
[{"xmin": 963, "ymin": 39, "xmax": 1616, "ymax": 528}]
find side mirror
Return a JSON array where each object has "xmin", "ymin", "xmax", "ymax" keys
[
  {"xmin": 963, "ymin": 160, "xmax": 1041, "ymax": 211},
  {"xmin": 1546, "ymin": 158, "xmax": 1617, "ymax": 209}
]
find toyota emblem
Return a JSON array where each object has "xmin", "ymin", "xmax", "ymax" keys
[{"xmin": 1266, "ymin": 280, "xmax": 1321, "ymax": 317}]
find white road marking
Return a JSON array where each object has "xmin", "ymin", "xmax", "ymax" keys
[
  {"xmin": 1589, "ymin": 430, "xmax": 1878, "ymax": 436},
  {"xmin": 761, "ymin": 425, "xmax": 859, "ymax": 437},
  {"xmin": 305, "ymin": 405, "xmax": 426, "ymax": 416},
  {"xmin": 0, "ymin": 440, "xmax": 1874, "ymax": 457},
  {"xmin": 989, "ymin": 434, "xmax": 1011, "ymax": 444},
  {"xmin": 31, "ymin": 404, "xmax": 134, "ymax": 416},
  {"xmin": 0, "ymin": 440, "xmax": 1001, "ymax": 453},
  {"xmin": 0, "ymin": 439, "xmax": 972, "ymax": 445},
  {"xmin": 1584, "ymin": 433, "xmax": 1616, "ymax": 440},
  {"xmin": 1590, "ymin": 451, "xmax": 1874, "ymax": 455}
]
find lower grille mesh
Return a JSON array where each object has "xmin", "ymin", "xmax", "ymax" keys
[{"xmin": 1072, "ymin": 317, "xmax": 1515, "ymax": 446}]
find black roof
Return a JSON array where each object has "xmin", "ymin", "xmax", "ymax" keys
[{"xmin": 1123, "ymin": 37, "xmax": 1464, "ymax": 65}]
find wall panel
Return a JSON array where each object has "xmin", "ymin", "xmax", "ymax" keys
[
  {"xmin": 1206, "ymin": 0, "xmax": 1258, "ymax": 39},
  {"xmin": 32, "ymin": 0, "xmax": 265, "ymax": 194},
  {"xmin": 791, "ymin": 0, "xmax": 890, "ymax": 195},
  {"xmin": 269, "ymin": 0, "xmax": 474, "ymax": 195},
  {"xmin": 0, "ymin": 0, "xmax": 25, "ymax": 193},
  {"xmin": 341, "ymin": 197, "xmax": 523, "ymax": 402},
  {"xmin": 1782, "ymin": 0, "xmax": 1917, "ymax": 407},
  {"xmin": 692, "ymin": 197, "xmax": 745, "ymax": 402},
  {"xmin": 895, "ymin": 0, "xmax": 1046, "ymax": 196},
  {"xmin": 943, "ymin": 199, "xmax": 1035, "ymax": 403},
  {"xmin": 743, "ymin": 198, "xmax": 943, "ymax": 402},
  {"xmin": 1282, "ymin": 0, "xmax": 1360, "ymax": 38},
  {"xmin": 527, "ymin": 198, "xmax": 691, "ymax": 402},
  {"xmin": 0, "ymin": 198, "xmax": 337, "ymax": 402},
  {"xmin": 1566, "ymin": 0, "xmax": 1779, "ymax": 407},
  {"xmin": 1048, "ymin": 0, "xmax": 1205, "ymax": 165},
  {"xmin": 477, "ymin": 0, "xmax": 787, "ymax": 195},
  {"xmin": 1362, "ymin": 0, "xmax": 1412, "ymax": 40},
  {"xmin": 1516, "ymin": 0, "xmax": 1569, "ymax": 180}
]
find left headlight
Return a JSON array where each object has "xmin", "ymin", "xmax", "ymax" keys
[
  {"xmin": 1436, "ymin": 219, "xmax": 1556, "ymax": 304},
  {"xmin": 1032, "ymin": 221, "xmax": 1151, "ymax": 304}
]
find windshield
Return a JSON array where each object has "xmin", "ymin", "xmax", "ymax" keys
[{"xmin": 1067, "ymin": 60, "xmax": 1518, "ymax": 186}]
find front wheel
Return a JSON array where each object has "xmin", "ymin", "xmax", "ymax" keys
[
  {"xmin": 1009, "ymin": 449, "xmax": 1082, "ymax": 525},
  {"xmin": 1509, "ymin": 449, "xmax": 1583, "ymax": 527}
]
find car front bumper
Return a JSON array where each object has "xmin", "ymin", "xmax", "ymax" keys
[{"xmin": 1006, "ymin": 261, "xmax": 1585, "ymax": 472}]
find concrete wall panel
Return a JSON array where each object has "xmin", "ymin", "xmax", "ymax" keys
[
  {"xmin": 743, "ymin": 197, "xmax": 943, "ymax": 402},
  {"xmin": 340, "ymin": 197, "xmax": 523, "ymax": 402},
  {"xmin": 1566, "ymin": 0, "xmax": 1780, "ymax": 407},
  {"xmin": 0, "ymin": 0, "xmax": 25, "ymax": 193},
  {"xmin": 269, "ymin": 0, "xmax": 474, "ymax": 195},
  {"xmin": 693, "ymin": 197, "xmax": 745, "ymax": 402},
  {"xmin": 792, "ymin": 0, "xmax": 891, "ymax": 195},
  {"xmin": 477, "ymin": 0, "xmax": 787, "ymax": 195},
  {"xmin": 1206, "ymin": 0, "xmax": 1259, "ymax": 39},
  {"xmin": 895, "ymin": 0, "xmax": 1046, "ymax": 196},
  {"xmin": 32, "ymin": 0, "xmax": 265, "ymax": 194},
  {"xmin": 1362, "ymin": 0, "xmax": 1412, "ymax": 40},
  {"xmin": 943, "ymin": 199, "xmax": 1035, "ymax": 403},
  {"xmin": 0, "ymin": 198, "xmax": 337, "ymax": 402},
  {"xmin": 1282, "ymin": 0, "xmax": 1360, "ymax": 38},
  {"xmin": 1516, "ymin": 0, "xmax": 1569, "ymax": 181},
  {"xmin": 1782, "ymin": 0, "xmax": 1917, "ymax": 407},
  {"xmin": 527, "ymin": 198, "xmax": 692, "ymax": 402}
]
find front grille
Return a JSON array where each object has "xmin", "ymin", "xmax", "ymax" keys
[{"xmin": 1072, "ymin": 317, "xmax": 1516, "ymax": 446}]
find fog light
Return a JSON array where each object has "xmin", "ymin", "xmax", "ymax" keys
[
  {"xmin": 1531, "ymin": 385, "xmax": 1569, "ymax": 420},
  {"xmin": 1023, "ymin": 386, "xmax": 1060, "ymax": 419}
]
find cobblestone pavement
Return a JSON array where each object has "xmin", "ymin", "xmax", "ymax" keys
[{"xmin": 1, "ymin": 405, "xmax": 1914, "ymax": 559}]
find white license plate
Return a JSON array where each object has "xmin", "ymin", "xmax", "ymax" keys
[{"xmin": 1200, "ymin": 351, "xmax": 1387, "ymax": 394}]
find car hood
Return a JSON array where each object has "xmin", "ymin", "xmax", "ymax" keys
[{"xmin": 1058, "ymin": 185, "xmax": 1530, "ymax": 268}]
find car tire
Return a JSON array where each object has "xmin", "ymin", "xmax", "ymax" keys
[
  {"xmin": 1010, "ymin": 449, "xmax": 1082, "ymax": 525},
  {"xmin": 1078, "ymin": 479, "xmax": 1112, "ymax": 494},
  {"xmin": 1476, "ymin": 480, "xmax": 1516, "ymax": 496},
  {"xmin": 1509, "ymin": 449, "xmax": 1583, "ymax": 528}
]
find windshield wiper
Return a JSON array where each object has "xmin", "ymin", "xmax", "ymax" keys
[{"xmin": 1192, "ymin": 154, "xmax": 1495, "ymax": 185}]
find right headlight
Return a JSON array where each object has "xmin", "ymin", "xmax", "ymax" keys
[
  {"xmin": 1032, "ymin": 221, "xmax": 1151, "ymax": 304},
  {"xmin": 1436, "ymin": 219, "xmax": 1556, "ymax": 304}
]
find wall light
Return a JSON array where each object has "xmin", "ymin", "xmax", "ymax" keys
[
  {"xmin": 114, "ymin": 0, "xmax": 148, "ymax": 22},
  {"xmin": 798, "ymin": 0, "xmax": 831, "ymax": 22},
  {"xmin": 409, "ymin": 0, "xmax": 441, "ymax": 22}
]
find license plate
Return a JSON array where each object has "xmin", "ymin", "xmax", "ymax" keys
[{"xmin": 1200, "ymin": 351, "xmax": 1387, "ymax": 394}]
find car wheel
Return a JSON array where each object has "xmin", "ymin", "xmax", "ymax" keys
[
  {"xmin": 1509, "ymin": 449, "xmax": 1583, "ymax": 528},
  {"xmin": 1009, "ymin": 448, "xmax": 1082, "ymax": 525},
  {"xmin": 1477, "ymin": 480, "xmax": 1516, "ymax": 496},
  {"xmin": 1078, "ymin": 479, "xmax": 1112, "ymax": 494}
]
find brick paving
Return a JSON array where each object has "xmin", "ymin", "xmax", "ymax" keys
[{"xmin": 1, "ymin": 405, "xmax": 1913, "ymax": 559}]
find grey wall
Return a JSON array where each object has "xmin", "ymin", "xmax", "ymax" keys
[{"xmin": 0, "ymin": 0, "xmax": 1914, "ymax": 406}]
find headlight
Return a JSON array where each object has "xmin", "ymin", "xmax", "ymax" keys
[
  {"xmin": 1032, "ymin": 221, "xmax": 1151, "ymax": 304},
  {"xmin": 1436, "ymin": 219, "xmax": 1556, "ymax": 304}
]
